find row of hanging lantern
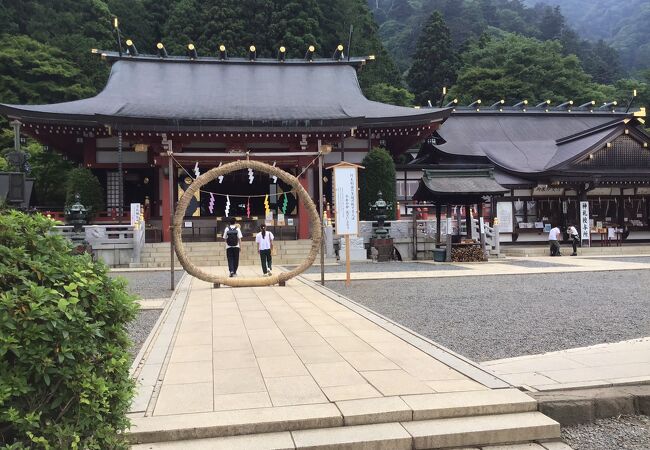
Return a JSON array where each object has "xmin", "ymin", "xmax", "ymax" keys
[
  {"xmin": 444, "ymin": 98, "xmax": 621, "ymax": 112},
  {"xmin": 124, "ymin": 38, "xmax": 346, "ymax": 62}
]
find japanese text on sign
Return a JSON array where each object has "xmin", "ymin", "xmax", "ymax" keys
[
  {"xmin": 334, "ymin": 166, "xmax": 359, "ymax": 235},
  {"xmin": 580, "ymin": 201, "xmax": 590, "ymax": 241}
]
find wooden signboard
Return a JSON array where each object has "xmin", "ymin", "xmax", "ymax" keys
[{"xmin": 328, "ymin": 162, "xmax": 363, "ymax": 286}]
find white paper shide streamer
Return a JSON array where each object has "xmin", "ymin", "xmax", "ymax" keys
[
  {"xmin": 248, "ymin": 168, "xmax": 254, "ymax": 184},
  {"xmin": 193, "ymin": 161, "xmax": 200, "ymax": 178},
  {"xmin": 272, "ymin": 162, "xmax": 277, "ymax": 183},
  {"xmin": 218, "ymin": 162, "xmax": 224, "ymax": 184},
  {"xmin": 225, "ymin": 195, "xmax": 230, "ymax": 217}
]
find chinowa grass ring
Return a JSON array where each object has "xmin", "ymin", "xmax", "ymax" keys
[{"xmin": 172, "ymin": 159, "xmax": 322, "ymax": 287}]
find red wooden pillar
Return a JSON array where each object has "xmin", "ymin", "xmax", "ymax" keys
[
  {"xmin": 160, "ymin": 163, "xmax": 171, "ymax": 242},
  {"xmin": 83, "ymin": 137, "xmax": 96, "ymax": 168},
  {"xmin": 298, "ymin": 170, "xmax": 310, "ymax": 239}
]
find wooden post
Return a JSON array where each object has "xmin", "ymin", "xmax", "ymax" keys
[
  {"xmin": 318, "ymin": 142, "xmax": 324, "ymax": 286},
  {"xmin": 168, "ymin": 152, "xmax": 175, "ymax": 290},
  {"xmin": 446, "ymin": 204, "xmax": 452, "ymax": 262},
  {"xmin": 435, "ymin": 203, "xmax": 441, "ymax": 246},
  {"xmin": 465, "ymin": 204, "xmax": 472, "ymax": 239},
  {"xmin": 345, "ymin": 235, "xmax": 351, "ymax": 286},
  {"xmin": 479, "ymin": 217, "xmax": 487, "ymax": 258}
]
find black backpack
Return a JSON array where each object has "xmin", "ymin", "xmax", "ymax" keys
[{"xmin": 226, "ymin": 226, "xmax": 239, "ymax": 246}]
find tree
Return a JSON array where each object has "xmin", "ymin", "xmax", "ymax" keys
[
  {"xmin": 448, "ymin": 33, "xmax": 615, "ymax": 105},
  {"xmin": 359, "ymin": 147, "xmax": 396, "ymax": 220},
  {"xmin": 538, "ymin": 5, "xmax": 564, "ymax": 41},
  {"xmin": 365, "ymin": 83, "xmax": 414, "ymax": 106},
  {"xmin": 270, "ymin": 0, "xmax": 322, "ymax": 58},
  {"xmin": 0, "ymin": 35, "xmax": 94, "ymax": 105},
  {"xmin": 406, "ymin": 11, "xmax": 457, "ymax": 106},
  {"xmin": 65, "ymin": 168, "xmax": 105, "ymax": 216}
]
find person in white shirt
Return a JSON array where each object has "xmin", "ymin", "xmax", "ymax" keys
[
  {"xmin": 255, "ymin": 224, "xmax": 275, "ymax": 276},
  {"xmin": 222, "ymin": 217, "xmax": 243, "ymax": 277},
  {"xmin": 548, "ymin": 225, "xmax": 562, "ymax": 256},
  {"xmin": 568, "ymin": 224, "xmax": 579, "ymax": 256}
]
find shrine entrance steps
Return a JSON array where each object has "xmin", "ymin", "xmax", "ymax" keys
[
  {"xmin": 135, "ymin": 240, "xmax": 318, "ymax": 268},
  {"xmin": 129, "ymin": 393, "xmax": 564, "ymax": 449}
]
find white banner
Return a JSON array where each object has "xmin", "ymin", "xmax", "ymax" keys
[
  {"xmin": 580, "ymin": 201, "xmax": 590, "ymax": 243},
  {"xmin": 130, "ymin": 203, "xmax": 141, "ymax": 226},
  {"xmin": 496, "ymin": 201, "xmax": 513, "ymax": 233},
  {"xmin": 334, "ymin": 166, "xmax": 359, "ymax": 235}
]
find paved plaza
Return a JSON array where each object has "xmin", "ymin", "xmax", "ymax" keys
[{"xmin": 125, "ymin": 255, "xmax": 650, "ymax": 448}]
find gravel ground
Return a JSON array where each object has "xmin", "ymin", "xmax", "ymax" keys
[
  {"xmin": 585, "ymin": 256, "xmax": 650, "ymax": 264},
  {"xmin": 126, "ymin": 309, "xmax": 162, "ymax": 357},
  {"xmin": 110, "ymin": 270, "xmax": 184, "ymax": 357},
  {"xmin": 328, "ymin": 270, "xmax": 650, "ymax": 361},
  {"xmin": 109, "ymin": 270, "xmax": 184, "ymax": 299},
  {"xmin": 562, "ymin": 415, "xmax": 650, "ymax": 450}
]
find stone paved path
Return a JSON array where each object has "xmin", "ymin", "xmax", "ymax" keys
[
  {"xmin": 299, "ymin": 255, "xmax": 650, "ymax": 281},
  {"xmin": 483, "ymin": 338, "xmax": 650, "ymax": 391},
  {"xmin": 130, "ymin": 266, "xmax": 503, "ymax": 420}
]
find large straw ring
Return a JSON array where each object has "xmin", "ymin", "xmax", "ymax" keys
[{"xmin": 172, "ymin": 160, "xmax": 322, "ymax": 286}]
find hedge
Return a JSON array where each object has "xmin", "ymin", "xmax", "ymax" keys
[{"xmin": 0, "ymin": 211, "xmax": 137, "ymax": 449}]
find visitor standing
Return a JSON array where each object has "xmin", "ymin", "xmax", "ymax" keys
[
  {"xmin": 568, "ymin": 224, "xmax": 579, "ymax": 256},
  {"xmin": 223, "ymin": 217, "xmax": 242, "ymax": 277},
  {"xmin": 548, "ymin": 225, "xmax": 562, "ymax": 256},
  {"xmin": 255, "ymin": 224, "xmax": 274, "ymax": 276}
]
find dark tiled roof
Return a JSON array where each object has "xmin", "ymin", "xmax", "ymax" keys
[
  {"xmin": 417, "ymin": 167, "xmax": 509, "ymax": 196},
  {"xmin": 0, "ymin": 57, "xmax": 450, "ymax": 128},
  {"xmin": 433, "ymin": 113, "xmax": 636, "ymax": 173}
]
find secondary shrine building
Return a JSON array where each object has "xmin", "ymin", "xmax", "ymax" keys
[
  {"xmin": 1, "ymin": 50, "xmax": 449, "ymax": 242},
  {"xmin": 400, "ymin": 104, "xmax": 650, "ymax": 244}
]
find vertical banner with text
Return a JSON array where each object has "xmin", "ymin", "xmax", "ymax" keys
[
  {"xmin": 580, "ymin": 201, "xmax": 590, "ymax": 246},
  {"xmin": 333, "ymin": 166, "xmax": 359, "ymax": 236},
  {"xmin": 330, "ymin": 162, "xmax": 363, "ymax": 286}
]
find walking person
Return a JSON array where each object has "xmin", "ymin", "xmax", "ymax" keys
[
  {"xmin": 568, "ymin": 224, "xmax": 579, "ymax": 256},
  {"xmin": 255, "ymin": 224, "xmax": 274, "ymax": 276},
  {"xmin": 223, "ymin": 217, "xmax": 242, "ymax": 277},
  {"xmin": 548, "ymin": 224, "xmax": 562, "ymax": 256}
]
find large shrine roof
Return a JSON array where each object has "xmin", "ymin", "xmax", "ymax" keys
[
  {"xmin": 431, "ymin": 109, "xmax": 646, "ymax": 174},
  {"xmin": 0, "ymin": 53, "xmax": 450, "ymax": 129}
]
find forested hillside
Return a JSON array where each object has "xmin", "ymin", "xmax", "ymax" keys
[
  {"xmin": 368, "ymin": 0, "xmax": 627, "ymax": 82},
  {"xmin": 523, "ymin": 0, "xmax": 650, "ymax": 72}
]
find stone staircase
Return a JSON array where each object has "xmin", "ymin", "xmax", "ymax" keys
[
  {"xmin": 129, "ymin": 389, "xmax": 566, "ymax": 449},
  {"xmin": 134, "ymin": 240, "xmax": 316, "ymax": 268}
]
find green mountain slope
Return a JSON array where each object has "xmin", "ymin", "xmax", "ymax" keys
[{"xmin": 523, "ymin": 0, "xmax": 650, "ymax": 71}]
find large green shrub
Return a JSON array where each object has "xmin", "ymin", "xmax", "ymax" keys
[
  {"xmin": 65, "ymin": 168, "xmax": 105, "ymax": 216},
  {"xmin": 0, "ymin": 211, "xmax": 137, "ymax": 449},
  {"xmin": 359, "ymin": 147, "xmax": 397, "ymax": 220}
]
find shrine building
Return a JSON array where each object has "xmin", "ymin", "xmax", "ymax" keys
[{"xmin": 0, "ymin": 47, "xmax": 450, "ymax": 242}]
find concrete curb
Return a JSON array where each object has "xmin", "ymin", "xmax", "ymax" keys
[{"xmin": 532, "ymin": 385, "xmax": 650, "ymax": 426}]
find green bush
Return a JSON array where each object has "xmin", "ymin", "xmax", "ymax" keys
[
  {"xmin": 359, "ymin": 147, "xmax": 397, "ymax": 220},
  {"xmin": 65, "ymin": 168, "xmax": 105, "ymax": 216},
  {"xmin": 0, "ymin": 211, "xmax": 137, "ymax": 449}
]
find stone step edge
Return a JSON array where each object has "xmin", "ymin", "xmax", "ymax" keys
[
  {"xmin": 128, "ymin": 390, "xmax": 539, "ymax": 444},
  {"xmin": 532, "ymin": 384, "xmax": 650, "ymax": 426},
  {"xmin": 128, "ymin": 410, "xmax": 559, "ymax": 447},
  {"xmin": 132, "ymin": 427, "xmax": 570, "ymax": 450}
]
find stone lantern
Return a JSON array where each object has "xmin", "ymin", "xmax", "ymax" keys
[
  {"xmin": 368, "ymin": 191, "xmax": 394, "ymax": 262},
  {"xmin": 65, "ymin": 193, "xmax": 89, "ymax": 232}
]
